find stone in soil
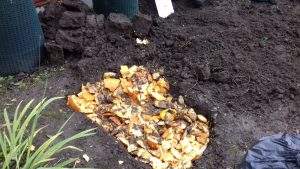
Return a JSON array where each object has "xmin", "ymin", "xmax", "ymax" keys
[
  {"xmin": 82, "ymin": 47, "xmax": 99, "ymax": 58},
  {"xmin": 86, "ymin": 14, "xmax": 105, "ymax": 30},
  {"xmin": 132, "ymin": 13, "xmax": 153, "ymax": 37},
  {"xmin": 55, "ymin": 29, "xmax": 83, "ymax": 52},
  {"xmin": 86, "ymin": 15, "xmax": 97, "ymax": 28},
  {"xmin": 62, "ymin": 0, "xmax": 91, "ymax": 13},
  {"xmin": 42, "ymin": 1, "xmax": 65, "ymax": 19},
  {"xmin": 45, "ymin": 42, "xmax": 64, "ymax": 64},
  {"xmin": 178, "ymin": 80, "xmax": 219, "ymax": 122},
  {"xmin": 211, "ymin": 70, "xmax": 230, "ymax": 83},
  {"xmin": 195, "ymin": 63, "xmax": 211, "ymax": 81},
  {"xmin": 59, "ymin": 11, "xmax": 85, "ymax": 29},
  {"xmin": 193, "ymin": 0, "xmax": 210, "ymax": 7},
  {"xmin": 107, "ymin": 13, "xmax": 133, "ymax": 32},
  {"xmin": 165, "ymin": 40, "xmax": 174, "ymax": 47},
  {"xmin": 73, "ymin": 57, "xmax": 104, "ymax": 81},
  {"xmin": 96, "ymin": 14, "xmax": 105, "ymax": 29}
]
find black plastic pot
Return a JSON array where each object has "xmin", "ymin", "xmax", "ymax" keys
[
  {"xmin": 93, "ymin": 0, "xmax": 139, "ymax": 19},
  {"xmin": 0, "ymin": 0, "xmax": 44, "ymax": 75}
]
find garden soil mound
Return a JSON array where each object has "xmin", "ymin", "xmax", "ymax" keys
[{"xmin": 39, "ymin": 0, "xmax": 299, "ymax": 168}]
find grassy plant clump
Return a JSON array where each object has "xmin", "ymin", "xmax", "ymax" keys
[{"xmin": 0, "ymin": 97, "xmax": 95, "ymax": 169}]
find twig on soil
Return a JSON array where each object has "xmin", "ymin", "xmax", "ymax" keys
[
  {"xmin": 232, "ymin": 75, "xmax": 251, "ymax": 86},
  {"xmin": 184, "ymin": 81, "xmax": 198, "ymax": 97},
  {"xmin": 42, "ymin": 79, "xmax": 48, "ymax": 98},
  {"xmin": 184, "ymin": 67, "xmax": 200, "ymax": 96}
]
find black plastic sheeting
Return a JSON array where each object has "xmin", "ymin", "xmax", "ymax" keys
[{"xmin": 242, "ymin": 133, "xmax": 300, "ymax": 169}]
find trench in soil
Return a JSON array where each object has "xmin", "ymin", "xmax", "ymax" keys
[{"xmin": 0, "ymin": 0, "xmax": 299, "ymax": 168}]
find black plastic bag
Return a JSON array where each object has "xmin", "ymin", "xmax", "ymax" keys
[{"xmin": 242, "ymin": 133, "xmax": 300, "ymax": 169}]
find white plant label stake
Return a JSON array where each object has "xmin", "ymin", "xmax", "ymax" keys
[{"xmin": 155, "ymin": 0, "xmax": 174, "ymax": 18}]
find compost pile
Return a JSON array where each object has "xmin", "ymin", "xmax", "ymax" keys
[{"xmin": 67, "ymin": 65, "xmax": 210, "ymax": 169}]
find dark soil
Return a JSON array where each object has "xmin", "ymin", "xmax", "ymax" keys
[{"xmin": 1, "ymin": 0, "xmax": 299, "ymax": 168}]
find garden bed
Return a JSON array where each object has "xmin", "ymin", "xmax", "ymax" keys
[{"xmin": 0, "ymin": 0, "xmax": 299, "ymax": 168}]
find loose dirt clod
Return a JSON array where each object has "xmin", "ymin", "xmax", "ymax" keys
[{"xmin": 67, "ymin": 65, "xmax": 210, "ymax": 169}]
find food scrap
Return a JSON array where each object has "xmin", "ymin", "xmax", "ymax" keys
[
  {"xmin": 82, "ymin": 154, "xmax": 90, "ymax": 162},
  {"xmin": 67, "ymin": 65, "xmax": 210, "ymax": 169}
]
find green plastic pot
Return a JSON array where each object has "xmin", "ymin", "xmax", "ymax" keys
[
  {"xmin": 93, "ymin": 0, "xmax": 139, "ymax": 19},
  {"xmin": 0, "ymin": 0, "xmax": 44, "ymax": 75}
]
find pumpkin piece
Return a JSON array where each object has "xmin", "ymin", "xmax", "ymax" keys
[
  {"xmin": 103, "ymin": 72, "xmax": 117, "ymax": 78},
  {"xmin": 166, "ymin": 96, "xmax": 173, "ymax": 102},
  {"xmin": 157, "ymin": 78, "xmax": 169, "ymax": 90},
  {"xmin": 145, "ymin": 140, "xmax": 159, "ymax": 150},
  {"xmin": 187, "ymin": 108, "xmax": 197, "ymax": 121},
  {"xmin": 84, "ymin": 84, "xmax": 98, "ymax": 93},
  {"xmin": 120, "ymin": 65, "xmax": 138, "ymax": 78},
  {"xmin": 137, "ymin": 140, "xmax": 147, "ymax": 149},
  {"xmin": 86, "ymin": 113, "xmax": 97, "ymax": 118},
  {"xmin": 67, "ymin": 95, "xmax": 95, "ymax": 113},
  {"xmin": 150, "ymin": 91, "xmax": 166, "ymax": 101},
  {"xmin": 67, "ymin": 65, "xmax": 210, "ymax": 169},
  {"xmin": 162, "ymin": 128, "xmax": 174, "ymax": 140},
  {"xmin": 102, "ymin": 112, "xmax": 114, "ymax": 117},
  {"xmin": 113, "ymin": 86, "xmax": 124, "ymax": 98},
  {"xmin": 143, "ymin": 114, "xmax": 160, "ymax": 122},
  {"xmin": 109, "ymin": 116, "xmax": 122, "ymax": 125},
  {"xmin": 130, "ymin": 115, "xmax": 140, "ymax": 124},
  {"xmin": 127, "ymin": 144, "xmax": 138, "ymax": 152},
  {"xmin": 126, "ymin": 93, "xmax": 137, "ymax": 104},
  {"xmin": 129, "ymin": 65, "xmax": 138, "ymax": 76},
  {"xmin": 152, "ymin": 72, "xmax": 160, "ymax": 80},
  {"xmin": 103, "ymin": 78, "xmax": 120, "ymax": 92},
  {"xmin": 137, "ymin": 148, "xmax": 152, "ymax": 159},
  {"xmin": 149, "ymin": 149, "xmax": 161, "ymax": 158},
  {"xmin": 161, "ymin": 140, "xmax": 172, "ymax": 151},
  {"xmin": 180, "ymin": 137, "xmax": 193, "ymax": 154},
  {"xmin": 178, "ymin": 95, "xmax": 185, "ymax": 105},
  {"xmin": 170, "ymin": 148, "xmax": 182, "ymax": 159},
  {"xmin": 197, "ymin": 114, "xmax": 208, "ymax": 123},
  {"xmin": 130, "ymin": 127, "xmax": 143, "ymax": 138},
  {"xmin": 149, "ymin": 157, "xmax": 169, "ymax": 169},
  {"xmin": 161, "ymin": 151, "xmax": 175, "ymax": 162},
  {"xmin": 165, "ymin": 112, "xmax": 176, "ymax": 122},
  {"xmin": 120, "ymin": 65, "xmax": 130, "ymax": 77},
  {"xmin": 159, "ymin": 109, "xmax": 169, "ymax": 120},
  {"xmin": 120, "ymin": 78, "xmax": 132, "ymax": 93},
  {"xmin": 67, "ymin": 95, "xmax": 82, "ymax": 112},
  {"xmin": 196, "ymin": 132, "xmax": 209, "ymax": 145},
  {"xmin": 78, "ymin": 90, "xmax": 95, "ymax": 101},
  {"xmin": 116, "ymin": 133, "xmax": 129, "ymax": 146},
  {"xmin": 144, "ymin": 126, "xmax": 153, "ymax": 134}
]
